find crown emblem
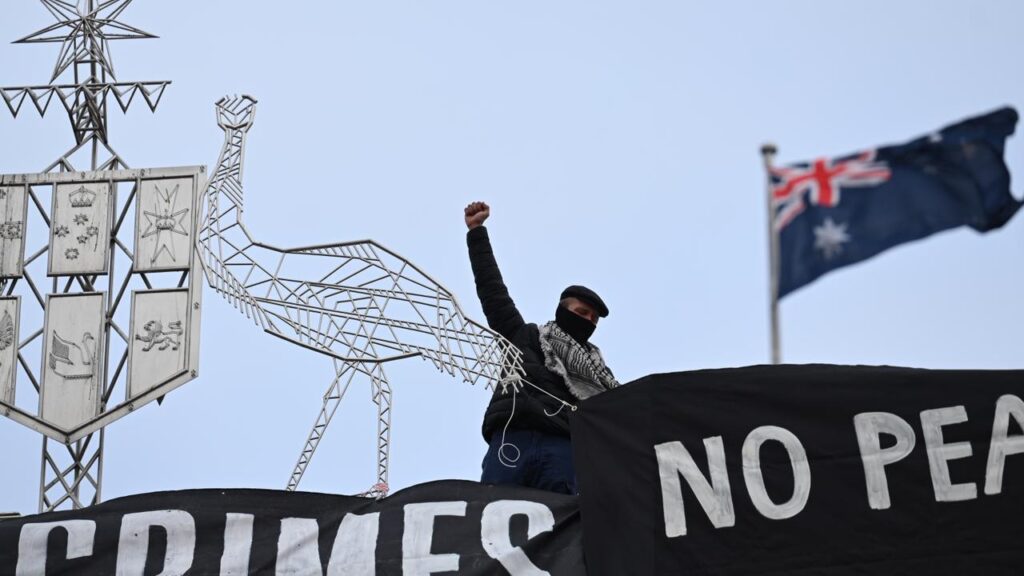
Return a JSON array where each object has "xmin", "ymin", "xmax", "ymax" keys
[
  {"xmin": 69, "ymin": 186, "xmax": 97, "ymax": 208},
  {"xmin": 155, "ymin": 215, "xmax": 176, "ymax": 231}
]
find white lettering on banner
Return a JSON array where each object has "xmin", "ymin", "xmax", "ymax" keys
[
  {"xmin": 741, "ymin": 426, "xmax": 812, "ymax": 520},
  {"xmin": 986, "ymin": 394, "xmax": 1024, "ymax": 495},
  {"xmin": 326, "ymin": 512, "xmax": 380, "ymax": 576},
  {"xmin": 854, "ymin": 412, "xmax": 917, "ymax": 510},
  {"xmin": 481, "ymin": 500, "xmax": 554, "ymax": 576},
  {"xmin": 9, "ymin": 498, "xmax": 572, "ymax": 573},
  {"xmin": 402, "ymin": 501, "xmax": 467, "ymax": 575},
  {"xmin": 276, "ymin": 518, "xmax": 321, "ymax": 576},
  {"xmin": 920, "ymin": 406, "xmax": 977, "ymax": 502},
  {"xmin": 655, "ymin": 437, "xmax": 735, "ymax": 538},
  {"xmin": 15, "ymin": 520, "xmax": 96, "ymax": 576},
  {"xmin": 116, "ymin": 510, "xmax": 196, "ymax": 576},
  {"xmin": 219, "ymin": 513, "xmax": 254, "ymax": 576}
]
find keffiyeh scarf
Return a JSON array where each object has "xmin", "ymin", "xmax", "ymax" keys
[{"xmin": 538, "ymin": 321, "xmax": 619, "ymax": 400}]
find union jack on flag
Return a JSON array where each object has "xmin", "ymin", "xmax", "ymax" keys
[
  {"xmin": 771, "ymin": 151, "xmax": 891, "ymax": 231},
  {"xmin": 771, "ymin": 107, "xmax": 1021, "ymax": 298}
]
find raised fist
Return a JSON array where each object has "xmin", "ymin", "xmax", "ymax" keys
[{"xmin": 464, "ymin": 201, "xmax": 490, "ymax": 230}]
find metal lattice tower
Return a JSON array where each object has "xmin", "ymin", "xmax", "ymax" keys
[
  {"xmin": 200, "ymin": 96, "xmax": 528, "ymax": 496},
  {"xmin": 2, "ymin": 0, "xmax": 169, "ymax": 511}
]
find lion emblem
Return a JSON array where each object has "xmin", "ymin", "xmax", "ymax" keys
[{"xmin": 135, "ymin": 320, "xmax": 183, "ymax": 351}]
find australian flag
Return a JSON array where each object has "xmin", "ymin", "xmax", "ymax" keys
[{"xmin": 772, "ymin": 107, "xmax": 1022, "ymax": 298}]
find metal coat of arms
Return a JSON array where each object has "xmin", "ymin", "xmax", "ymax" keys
[
  {"xmin": 0, "ymin": 0, "xmax": 202, "ymax": 511},
  {"xmin": 3, "ymin": 0, "xmax": 533, "ymax": 512}
]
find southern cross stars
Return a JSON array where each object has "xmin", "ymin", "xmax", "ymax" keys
[{"xmin": 14, "ymin": 0, "xmax": 156, "ymax": 83}]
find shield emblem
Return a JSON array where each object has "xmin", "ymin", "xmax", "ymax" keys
[{"xmin": 0, "ymin": 167, "xmax": 204, "ymax": 442}]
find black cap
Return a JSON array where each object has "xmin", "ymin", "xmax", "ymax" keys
[{"xmin": 560, "ymin": 285, "xmax": 609, "ymax": 318}]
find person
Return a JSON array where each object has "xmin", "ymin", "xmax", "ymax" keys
[{"xmin": 464, "ymin": 201, "xmax": 619, "ymax": 494}]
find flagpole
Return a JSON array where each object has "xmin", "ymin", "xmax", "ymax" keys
[{"xmin": 761, "ymin": 143, "xmax": 782, "ymax": 365}]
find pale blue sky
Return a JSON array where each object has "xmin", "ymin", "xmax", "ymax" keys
[{"xmin": 1, "ymin": 1, "xmax": 1022, "ymax": 512}]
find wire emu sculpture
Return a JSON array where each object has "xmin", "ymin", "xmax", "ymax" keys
[{"xmin": 198, "ymin": 95, "xmax": 525, "ymax": 496}]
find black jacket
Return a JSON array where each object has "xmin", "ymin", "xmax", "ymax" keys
[{"xmin": 467, "ymin": 226, "xmax": 575, "ymax": 441}]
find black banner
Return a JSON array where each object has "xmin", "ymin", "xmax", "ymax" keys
[
  {"xmin": 0, "ymin": 480, "xmax": 584, "ymax": 575},
  {"xmin": 572, "ymin": 364, "xmax": 1024, "ymax": 575}
]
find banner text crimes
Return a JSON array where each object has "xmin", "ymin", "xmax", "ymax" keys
[{"xmin": 1, "ymin": 482, "xmax": 584, "ymax": 576}]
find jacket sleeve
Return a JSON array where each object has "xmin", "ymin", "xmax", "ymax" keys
[{"xmin": 466, "ymin": 226, "xmax": 526, "ymax": 340}]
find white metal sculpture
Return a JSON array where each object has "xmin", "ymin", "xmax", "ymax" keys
[
  {"xmin": 2, "ymin": 0, "xmax": 538, "ymax": 509},
  {"xmin": 127, "ymin": 288, "xmax": 190, "ymax": 398},
  {"xmin": 0, "ymin": 1, "xmax": 203, "ymax": 512},
  {"xmin": 200, "ymin": 96, "xmax": 528, "ymax": 495},
  {"xmin": 40, "ymin": 293, "xmax": 104, "ymax": 431},
  {"xmin": 0, "ymin": 298, "xmax": 20, "ymax": 405},
  {"xmin": 49, "ymin": 182, "xmax": 112, "ymax": 275},
  {"xmin": 0, "ymin": 186, "xmax": 28, "ymax": 278}
]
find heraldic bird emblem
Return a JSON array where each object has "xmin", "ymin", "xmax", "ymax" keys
[
  {"xmin": 198, "ymin": 95, "xmax": 528, "ymax": 496},
  {"xmin": 48, "ymin": 331, "xmax": 96, "ymax": 380}
]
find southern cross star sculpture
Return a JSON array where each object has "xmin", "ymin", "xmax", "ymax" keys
[
  {"xmin": 14, "ymin": 0, "xmax": 156, "ymax": 83},
  {"xmin": 200, "ymin": 96, "xmax": 533, "ymax": 496}
]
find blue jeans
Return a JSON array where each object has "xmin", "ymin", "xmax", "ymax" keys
[{"xmin": 480, "ymin": 429, "xmax": 577, "ymax": 495}]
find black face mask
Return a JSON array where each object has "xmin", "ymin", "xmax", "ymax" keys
[{"xmin": 555, "ymin": 305, "xmax": 596, "ymax": 345}]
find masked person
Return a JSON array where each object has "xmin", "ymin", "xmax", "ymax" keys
[{"xmin": 464, "ymin": 201, "xmax": 619, "ymax": 494}]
